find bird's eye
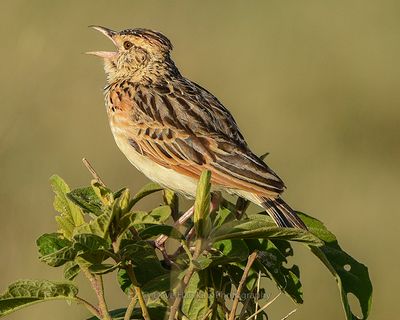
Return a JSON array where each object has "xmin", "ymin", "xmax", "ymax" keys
[{"xmin": 123, "ymin": 41, "xmax": 133, "ymax": 50}]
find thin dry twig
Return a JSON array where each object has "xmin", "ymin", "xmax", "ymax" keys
[
  {"xmin": 229, "ymin": 251, "xmax": 258, "ymax": 320},
  {"xmin": 244, "ymin": 292, "xmax": 282, "ymax": 320},
  {"xmin": 82, "ymin": 157, "xmax": 105, "ymax": 186},
  {"xmin": 76, "ymin": 296, "xmax": 100, "ymax": 318},
  {"xmin": 281, "ymin": 308, "xmax": 297, "ymax": 320},
  {"xmin": 254, "ymin": 271, "xmax": 262, "ymax": 319},
  {"xmin": 124, "ymin": 291, "xmax": 138, "ymax": 320}
]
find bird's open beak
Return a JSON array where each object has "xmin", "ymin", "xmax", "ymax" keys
[{"xmin": 86, "ymin": 25, "xmax": 118, "ymax": 59}]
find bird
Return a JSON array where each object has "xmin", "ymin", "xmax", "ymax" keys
[{"xmin": 87, "ymin": 26, "xmax": 307, "ymax": 229}]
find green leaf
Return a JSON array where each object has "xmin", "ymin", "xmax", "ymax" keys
[
  {"xmin": 118, "ymin": 241, "xmax": 167, "ymax": 293},
  {"xmin": 212, "ymin": 205, "xmax": 236, "ymax": 228},
  {"xmin": 118, "ymin": 206, "xmax": 172, "ymax": 236},
  {"xmin": 210, "ymin": 215, "xmax": 323, "ymax": 245},
  {"xmin": 86, "ymin": 304, "xmax": 168, "ymax": 320},
  {"xmin": 141, "ymin": 271, "xmax": 180, "ymax": 293},
  {"xmin": 73, "ymin": 234, "xmax": 110, "ymax": 251},
  {"xmin": 63, "ymin": 262, "xmax": 80, "ymax": 280},
  {"xmin": 194, "ymin": 239, "xmax": 249, "ymax": 271},
  {"xmin": 73, "ymin": 234, "xmax": 111, "ymax": 265},
  {"xmin": 74, "ymin": 213, "xmax": 110, "ymax": 238},
  {"xmin": 50, "ymin": 175, "xmax": 85, "ymax": 239},
  {"xmin": 91, "ymin": 181, "xmax": 114, "ymax": 206},
  {"xmin": 139, "ymin": 225, "xmax": 184, "ymax": 240},
  {"xmin": 149, "ymin": 205, "xmax": 171, "ymax": 223},
  {"xmin": 208, "ymin": 266, "xmax": 232, "ymax": 307},
  {"xmin": 194, "ymin": 170, "xmax": 212, "ymax": 238},
  {"xmin": 246, "ymin": 239, "xmax": 303, "ymax": 303},
  {"xmin": 182, "ymin": 270, "xmax": 215, "ymax": 319},
  {"xmin": 89, "ymin": 263, "xmax": 120, "ymax": 275},
  {"xmin": 67, "ymin": 187, "xmax": 105, "ymax": 216},
  {"xmin": 128, "ymin": 182, "xmax": 163, "ymax": 209},
  {"xmin": 298, "ymin": 212, "xmax": 373, "ymax": 320},
  {"xmin": 36, "ymin": 233, "xmax": 75, "ymax": 267},
  {"xmin": 210, "ymin": 239, "xmax": 249, "ymax": 265},
  {"xmin": 163, "ymin": 189, "xmax": 179, "ymax": 219},
  {"xmin": 109, "ymin": 189, "xmax": 131, "ymax": 229},
  {"xmin": 117, "ymin": 270, "xmax": 133, "ymax": 294},
  {"xmin": 0, "ymin": 280, "xmax": 78, "ymax": 317}
]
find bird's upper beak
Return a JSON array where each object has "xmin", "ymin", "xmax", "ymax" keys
[{"xmin": 86, "ymin": 25, "xmax": 118, "ymax": 59}]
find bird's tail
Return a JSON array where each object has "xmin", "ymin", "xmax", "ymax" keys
[{"xmin": 261, "ymin": 197, "xmax": 307, "ymax": 230}]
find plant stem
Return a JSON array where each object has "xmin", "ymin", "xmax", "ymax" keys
[
  {"xmin": 168, "ymin": 264, "xmax": 195, "ymax": 320},
  {"xmin": 253, "ymin": 271, "xmax": 261, "ymax": 320},
  {"xmin": 82, "ymin": 268, "xmax": 112, "ymax": 320},
  {"xmin": 229, "ymin": 251, "xmax": 258, "ymax": 320},
  {"xmin": 244, "ymin": 292, "xmax": 282, "ymax": 320},
  {"xmin": 82, "ymin": 157, "xmax": 106, "ymax": 186},
  {"xmin": 126, "ymin": 264, "xmax": 151, "ymax": 320},
  {"xmin": 124, "ymin": 291, "xmax": 138, "ymax": 320},
  {"xmin": 97, "ymin": 275, "xmax": 111, "ymax": 320},
  {"xmin": 281, "ymin": 308, "xmax": 297, "ymax": 320},
  {"xmin": 76, "ymin": 296, "xmax": 100, "ymax": 318},
  {"xmin": 168, "ymin": 239, "xmax": 204, "ymax": 320}
]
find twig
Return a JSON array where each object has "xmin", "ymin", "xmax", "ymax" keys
[
  {"xmin": 82, "ymin": 157, "xmax": 106, "ymax": 186},
  {"xmin": 238, "ymin": 283, "xmax": 258, "ymax": 319},
  {"xmin": 244, "ymin": 292, "xmax": 282, "ymax": 320},
  {"xmin": 76, "ymin": 296, "xmax": 100, "ymax": 318},
  {"xmin": 97, "ymin": 274, "xmax": 111, "ymax": 320},
  {"xmin": 126, "ymin": 264, "xmax": 151, "ymax": 320},
  {"xmin": 124, "ymin": 291, "xmax": 138, "ymax": 320},
  {"xmin": 229, "ymin": 251, "xmax": 258, "ymax": 320},
  {"xmin": 82, "ymin": 268, "xmax": 112, "ymax": 320},
  {"xmin": 281, "ymin": 308, "xmax": 297, "ymax": 320},
  {"xmin": 254, "ymin": 271, "xmax": 261, "ymax": 319},
  {"xmin": 168, "ymin": 238, "xmax": 204, "ymax": 320},
  {"xmin": 168, "ymin": 265, "xmax": 195, "ymax": 320}
]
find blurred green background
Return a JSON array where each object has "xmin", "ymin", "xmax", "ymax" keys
[{"xmin": 1, "ymin": 0, "xmax": 399, "ymax": 319}]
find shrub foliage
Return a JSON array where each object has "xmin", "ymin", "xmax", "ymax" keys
[{"xmin": 0, "ymin": 170, "xmax": 372, "ymax": 319}]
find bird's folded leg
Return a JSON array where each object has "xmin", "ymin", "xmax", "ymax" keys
[
  {"xmin": 154, "ymin": 192, "xmax": 221, "ymax": 253},
  {"xmin": 155, "ymin": 206, "xmax": 194, "ymax": 248}
]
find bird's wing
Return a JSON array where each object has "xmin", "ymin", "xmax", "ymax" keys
[{"xmin": 112, "ymin": 80, "xmax": 285, "ymax": 197}]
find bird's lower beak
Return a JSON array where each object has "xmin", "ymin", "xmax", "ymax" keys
[{"xmin": 86, "ymin": 25, "xmax": 118, "ymax": 59}]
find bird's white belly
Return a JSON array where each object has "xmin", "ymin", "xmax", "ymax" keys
[{"xmin": 113, "ymin": 134, "xmax": 199, "ymax": 197}]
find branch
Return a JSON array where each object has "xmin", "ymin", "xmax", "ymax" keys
[
  {"xmin": 76, "ymin": 296, "xmax": 100, "ymax": 318},
  {"xmin": 229, "ymin": 251, "xmax": 258, "ymax": 320},
  {"xmin": 82, "ymin": 267, "xmax": 112, "ymax": 320},
  {"xmin": 126, "ymin": 263, "xmax": 151, "ymax": 320},
  {"xmin": 124, "ymin": 291, "xmax": 138, "ymax": 320},
  {"xmin": 281, "ymin": 308, "xmax": 297, "ymax": 320},
  {"xmin": 82, "ymin": 157, "xmax": 106, "ymax": 186},
  {"xmin": 254, "ymin": 271, "xmax": 262, "ymax": 319},
  {"xmin": 168, "ymin": 239, "xmax": 204, "ymax": 320}
]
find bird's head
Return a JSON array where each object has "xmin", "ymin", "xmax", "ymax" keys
[{"xmin": 87, "ymin": 26, "xmax": 175, "ymax": 83}]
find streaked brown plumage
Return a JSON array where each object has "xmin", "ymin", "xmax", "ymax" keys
[{"xmin": 88, "ymin": 26, "xmax": 307, "ymax": 229}]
